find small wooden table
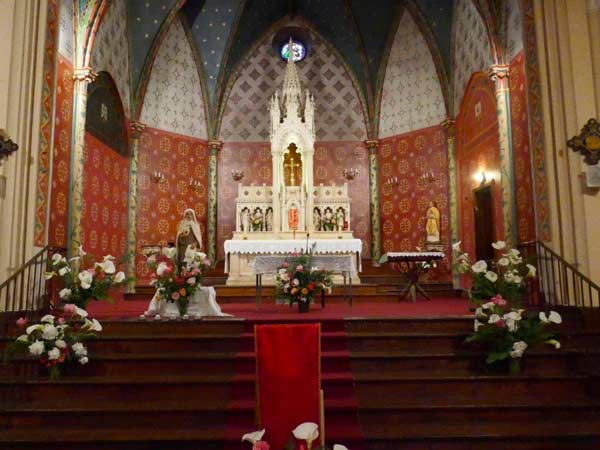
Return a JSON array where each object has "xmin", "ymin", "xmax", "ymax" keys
[{"xmin": 379, "ymin": 252, "xmax": 445, "ymax": 302}]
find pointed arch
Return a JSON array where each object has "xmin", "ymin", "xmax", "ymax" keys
[
  {"xmin": 378, "ymin": 8, "xmax": 447, "ymax": 138},
  {"xmin": 215, "ymin": 16, "xmax": 369, "ymax": 141}
]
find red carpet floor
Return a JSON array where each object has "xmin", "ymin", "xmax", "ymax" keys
[{"xmin": 86, "ymin": 297, "xmax": 472, "ymax": 320}]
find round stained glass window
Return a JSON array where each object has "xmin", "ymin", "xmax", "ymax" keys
[{"xmin": 280, "ymin": 40, "xmax": 306, "ymax": 62}]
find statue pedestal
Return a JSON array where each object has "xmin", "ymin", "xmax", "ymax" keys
[{"xmin": 425, "ymin": 241, "xmax": 445, "ymax": 252}]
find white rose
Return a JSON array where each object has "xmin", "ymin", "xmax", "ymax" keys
[
  {"xmin": 471, "ymin": 260, "xmax": 487, "ymax": 273},
  {"xmin": 114, "ymin": 271, "xmax": 126, "ymax": 283},
  {"xmin": 510, "ymin": 341, "xmax": 528, "ymax": 358},
  {"xmin": 484, "ymin": 271, "xmax": 498, "ymax": 282},
  {"xmin": 79, "ymin": 356, "xmax": 89, "ymax": 365},
  {"xmin": 42, "ymin": 324, "xmax": 58, "ymax": 340},
  {"xmin": 156, "ymin": 262, "xmax": 168, "ymax": 277},
  {"xmin": 78, "ymin": 271, "xmax": 93, "ymax": 289},
  {"xmin": 504, "ymin": 272, "xmax": 515, "ymax": 282},
  {"xmin": 55, "ymin": 339, "xmax": 67, "ymax": 349},
  {"xmin": 28, "ymin": 340, "xmax": 45, "ymax": 356},
  {"xmin": 498, "ymin": 257, "xmax": 510, "ymax": 267},
  {"xmin": 491, "ymin": 241, "xmax": 506, "ymax": 250},
  {"xmin": 526, "ymin": 264, "xmax": 537, "ymax": 278},
  {"xmin": 47, "ymin": 347, "xmax": 60, "ymax": 360},
  {"xmin": 59, "ymin": 288, "xmax": 71, "ymax": 299},
  {"xmin": 58, "ymin": 266, "xmax": 71, "ymax": 276},
  {"xmin": 512, "ymin": 275, "xmax": 522, "ymax": 284},
  {"xmin": 72, "ymin": 342, "xmax": 86, "ymax": 356},
  {"xmin": 292, "ymin": 279, "xmax": 300, "ymax": 286}
]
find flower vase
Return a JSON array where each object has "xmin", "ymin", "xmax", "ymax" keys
[
  {"xmin": 298, "ymin": 297, "xmax": 310, "ymax": 313},
  {"xmin": 509, "ymin": 358, "xmax": 521, "ymax": 375},
  {"xmin": 177, "ymin": 298, "xmax": 189, "ymax": 317}
]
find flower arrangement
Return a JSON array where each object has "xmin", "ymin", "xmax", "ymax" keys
[
  {"xmin": 146, "ymin": 246, "xmax": 211, "ymax": 316},
  {"xmin": 6, "ymin": 305, "xmax": 101, "ymax": 379},
  {"xmin": 453, "ymin": 240, "xmax": 535, "ymax": 306},
  {"xmin": 273, "ymin": 248, "xmax": 333, "ymax": 313},
  {"xmin": 466, "ymin": 297, "xmax": 562, "ymax": 373},
  {"xmin": 454, "ymin": 240, "xmax": 562, "ymax": 373},
  {"xmin": 45, "ymin": 247, "xmax": 127, "ymax": 308},
  {"xmin": 242, "ymin": 423, "xmax": 349, "ymax": 450}
]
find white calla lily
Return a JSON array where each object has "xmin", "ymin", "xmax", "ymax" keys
[
  {"xmin": 474, "ymin": 319, "xmax": 484, "ymax": 331},
  {"xmin": 58, "ymin": 266, "xmax": 71, "ymax": 276},
  {"xmin": 292, "ymin": 422, "xmax": 319, "ymax": 448},
  {"xmin": 510, "ymin": 341, "xmax": 528, "ymax": 358},
  {"xmin": 491, "ymin": 240, "xmax": 506, "ymax": 250},
  {"xmin": 78, "ymin": 245, "xmax": 86, "ymax": 256},
  {"xmin": 241, "ymin": 428, "xmax": 265, "ymax": 444},
  {"xmin": 526, "ymin": 264, "xmax": 537, "ymax": 278},
  {"xmin": 40, "ymin": 314, "xmax": 55, "ymax": 324},
  {"xmin": 59, "ymin": 288, "xmax": 71, "ymax": 299},
  {"xmin": 90, "ymin": 318, "xmax": 103, "ymax": 332},
  {"xmin": 156, "ymin": 262, "xmax": 169, "ymax": 276},
  {"xmin": 488, "ymin": 314, "xmax": 501, "ymax": 324},
  {"xmin": 51, "ymin": 253, "xmax": 63, "ymax": 265},
  {"xmin": 333, "ymin": 445, "xmax": 349, "ymax": 450},
  {"xmin": 452, "ymin": 241, "xmax": 462, "ymax": 252},
  {"xmin": 103, "ymin": 254, "xmax": 116, "ymax": 261},
  {"xmin": 162, "ymin": 247, "xmax": 177, "ymax": 259},
  {"xmin": 101, "ymin": 260, "xmax": 116, "ymax": 274},
  {"xmin": 75, "ymin": 306, "xmax": 88, "ymax": 318},
  {"xmin": 539, "ymin": 311, "xmax": 562, "ymax": 324},
  {"xmin": 481, "ymin": 301, "xmax": 495, "ymax": 310},
  {"xmin": 114, "ymin": 271, "xmax": 126, "ymax": 283},
  {"xmin": 26, "ymin": 324, "xmax": 43, "ymax": 335},
  {"xmin": 44, "ymin": 271, "xmax": 56, "ymax": 280},
  {"xmin": 546, "ymin": 339, "xmax": 561, "ymax": 349},
  {"xmin": 16, "ymin": 334, "xmax": 28, "ymax": 342}
]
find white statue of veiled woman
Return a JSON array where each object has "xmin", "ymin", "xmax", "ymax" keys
[{"xmin": 176, "ymin": 209, "xmax": 203, "ymax": 264}]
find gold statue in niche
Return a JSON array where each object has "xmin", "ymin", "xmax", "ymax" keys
[{"xmin": 283, "ymin": 143, "xmax": 302, "ymax": 186}]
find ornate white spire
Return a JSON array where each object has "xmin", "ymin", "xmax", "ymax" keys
[{"xmin": 281, "ymin": 38, "xmax": 302, "ymax": 115}]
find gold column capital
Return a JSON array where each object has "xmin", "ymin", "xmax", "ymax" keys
[
  {"xmin": 72, "ymin": 67, "xmax": 97, "ymax": 83},
  {"xmin": 208, "ymin": 140, "xmax": 223, "ymax": 151},
  {"xmin": 129, "ymin": 121, "xmax": 146, "ymax": 140},
  {"xmin": 488, "ymin": 64, "xmax": 510, "ymax": 88},
  {"xmin": 364, "ymin": 139, "xmax": 379, "ymax": 154},
  {"xmin": 441, "ymin": 118, "xmax": 456, "ymax": 138}
]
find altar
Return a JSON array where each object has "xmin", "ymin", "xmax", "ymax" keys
[
  {"xmin": 224, "ymin": 41, "xmax": 362, "ymax": 286},
  {"xmin": 224, "ymin": 238, "xmax": 362, "ymax": 286}
]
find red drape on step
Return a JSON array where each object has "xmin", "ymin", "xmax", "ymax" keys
[{"xmin": 255, "ymin": 323, "xmax": 320, "ymax": 450}]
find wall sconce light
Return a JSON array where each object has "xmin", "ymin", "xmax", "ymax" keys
[
  {"xmin": 151, "ymin": 171, "xmax": 165, "ymax": 183},
  {"xmin": 384, "ymin": 176, "xmax": 399, "ymax": 187},
  {"xmin": 189, "ymin": 178, "xmax": 202, "ymax": 192},
  {"xmin": 420, "ymin": 171, "xmax": 436, "ymax": 183},
  {"xmin": 343, "ymin": 168, "xmax": 358, "ymax": 180},
  {"xmin": 0, "ymin": 129, "xmax": 18, "ymax": 166},
  {"xmin": 231, "ymin": 169, "xmax": 244, "ymax": 181},
  {"xmin": 474, "ymin": 171, "xmax": 488, "ymax": 185}
]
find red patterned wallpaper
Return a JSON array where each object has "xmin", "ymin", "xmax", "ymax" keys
[
  {"xmin": 80, "ymin": 132, "xmax": 129, "ymax": 259},
  {"xmin": 510, "ymin": 51, "xmax": 536, "ymax": 243},
  {"xmin": 216, "ymin": 142, "xmax": 371, "ymax": 261},
  {"xmin": 48, "ymin": 55, "xmax": 73, "ymax": 248},
  {"xmin": 455, "ymin": 73, "xmax": 503, "ymax": 260},
  {"xmin": 136, "ymin": 127, "xmax": 209, "ymax": 282},
  {"xmin": 314, "ymin": 142, "xmax": 371, "ymax": 256},
  {"xmin": 378, "ymin": 126, "xmax": 452, "ymax": 281},
  {"xmin": 217, "ymin": 142, "xmax": 272, "ymax": 260}
]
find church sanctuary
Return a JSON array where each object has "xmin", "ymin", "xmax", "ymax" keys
[{"xmin": 2, "ymin": 0, "xmax": 600, "ymax": 448}]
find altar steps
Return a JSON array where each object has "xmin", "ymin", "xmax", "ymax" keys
[{"xmin": 1, "ymin": 315, "xmax": 599, "ymax": 449}]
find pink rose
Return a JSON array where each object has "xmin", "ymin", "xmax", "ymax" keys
[
  {"xmin": 57, "ymin": 317, "xmax": 65, "ymax": 325},
  {"xmin": 16, "ymin": 317, "xmax": 27, "ymax": 328},
  {"xmin": 63, "ymin": 304, "xmax": 77, "ymax": 315},
  {"xmin": 492, "ymin": 294, "xmax": 507, "ymax": 306},
  {"xmin": 494, "ymin": 319, "xmax": 506, "ymax": 328},
  {"xmin": 203, "ymin": 258, "xmax": 211, "ymax": 266},
  {"xmin": 253, "ymin": 441, "xmax": 270, "ymax": 450},
  {"xmin": 187, "ymin": 277, "xmax": 196, "ymax": 285},
  {"xmin": 296, "ymin": 265, "xmax": 303, "ymax": 272},
  {"xmin": 164, "ymin": 266, "xmax": 173, "ymax": 274},
  {"xmin": 171, "ymin": 292, "xmax": 180, "ymax": 300},
  {"xmin": 191, "ymin": 268, "xmax": 200, "ymax": 275},
  {"xmin": 282, "ymin": 261, "xmax": 289, "ymax": 268}
]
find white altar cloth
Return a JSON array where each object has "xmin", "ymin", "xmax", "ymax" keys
[
  {"xmin": 224, "ymin": 239, "xmax": 363, "ymax": 272},
  {"xmin": 253, "ymin": 255, "xmax": 357, "ymax": 276},
  {"xmin": 143, "ymin": 286, "xmax": 231, "ymax": 319}
]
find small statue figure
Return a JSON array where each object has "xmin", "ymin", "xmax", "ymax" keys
[
  {"xmin": 252, "ymin": 209, "xmax": 263, "ymax": 231},
  {"xmin": 426, "ymin": 201, "xmax": 441, "ymax": 243},
  {"xmin": 176, "ymin": 209, "xmax": 203, "ymax": 265},
  {"xmin": 313, "ymin": 209, "xmax": 321, "ymax": 231},
  {"xmin": 241, "ymin": 209, "xmax": 250, "ymax": 232},
  {"xmin": 265, "ymin": 209, "xmax": 273, "ymax": 231},
  {"xmin": 323, "ymin": 209, "xmax": 334, "ymax": 231},
  {"xmin": 336, "ymin": 209, "xmax": 345, "ymax": 232}
]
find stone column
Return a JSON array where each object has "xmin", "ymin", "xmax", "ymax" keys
[
  {"xmin": 441, "ymin": 119, "xmax": 460, "ymax": 288},
  {"xmin": 488, "ymin": 64, "xmax": 517, "ymax": 246},
  {"xmin": 67, "ymin": 67, "xmax": 96, "ymax": 257},
  {"xmin": 365, "ymin": 139, "xmax": 381, "ymax": 265},
  {"xmin": 125, "ymin": 121, "xmax": 145, "ymax": 293},
  {"xmin": 206, "ymin": 140, "xmax": 222, "ymax": 263}
]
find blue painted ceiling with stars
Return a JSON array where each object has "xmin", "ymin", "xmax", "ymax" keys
[{"xmin": 124, "ymin": 0, "xmax": 455, "ymax": 116}]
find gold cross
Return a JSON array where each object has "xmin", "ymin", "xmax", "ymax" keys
[{"xmin": 284, "ymin": 158, "xmax": 300, "ymax": 186}]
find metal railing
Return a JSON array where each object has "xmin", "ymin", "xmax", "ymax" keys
[
  {"xmin": 535, "ymin": 241, "xmax": 600, "ymax": 308},
  {"xmin": 0, "ymin": 246, "xmax": 64, "ymax": 315}
]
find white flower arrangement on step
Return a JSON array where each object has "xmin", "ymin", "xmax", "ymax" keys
[{"xmin": 242, "ymin": 423, "xmax": 349, "ymax": 450}]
